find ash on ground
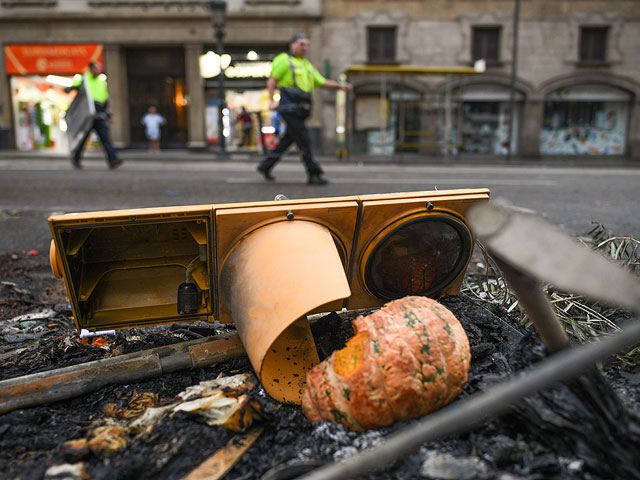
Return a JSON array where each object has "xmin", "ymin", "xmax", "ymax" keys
[{"xmin": 1, "ymin": 251, "xmax": 639, "ymax": 480}]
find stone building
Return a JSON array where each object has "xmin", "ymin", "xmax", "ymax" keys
[
  {"xmin": 0, "ymin": 0, "xmax": 326, "ymax": 153},
  {"xmin": 323, "ymin": 0, "xmax": 640, "ymax": 158},
  {"xmin": 1, "ymin": 0, "xmax": 639, "ymax": 158}
]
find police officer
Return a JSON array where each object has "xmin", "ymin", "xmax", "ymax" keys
[
  {"xmin": 65, "ymin": 61, "xmax": 122, "ymax": 170},
  {"xmin": 257, "ymin": 33, "xmax": 352, "ymax": 185}
]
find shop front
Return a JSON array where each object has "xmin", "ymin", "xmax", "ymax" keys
[
  {"xmin": 452, "ymin": 84, "xmax": 522, "ymax": 155},
  {"xmin": 4, "ymin": 44, "xmax": 103, "ymax": 152},
  {"xmin": 540, "ymin": 84, "xmax": 630, "ymax": 155},
  {"xmin": 200, "ymin": 45, "xmax": 285, "ymax": 152},
  {"xmin": 125, "ymin": 47, "xmax": 188, "ymax": 150}
]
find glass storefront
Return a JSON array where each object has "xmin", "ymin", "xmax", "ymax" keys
[
  {"xmin": 11, "ymin": 75, "xmax": 73, "ymax": 152},
  {"xmin": 540, "ymin": 84, "xmax": 630, "ymax": 155},
  {"xmin": 201, "ymin": 45, "xmax": 285, "ymax": 152},
  {"xmin": 5, "ymin": 43, "xmax": 105, "ymax": 152},
  {"xmin": 452, "ymin": 84, "xmax": 521, "ymax": 155}
]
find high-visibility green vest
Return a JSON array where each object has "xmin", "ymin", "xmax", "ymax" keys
[
  {"xmin": 270, "ymin": 53, "xmax": 325, "ymax": 92},
  {"xmin": 72, "ymin": 73, "xmax": 109, "ymax": 103}
]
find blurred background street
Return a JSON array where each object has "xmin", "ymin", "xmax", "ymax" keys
[
  {"xmin": 0, "ymin": 0, "xmax": 639, "ymax": 252},
  {"xmin": 1, "ymin": 151, "xmax": 638, "ymax": 254}
]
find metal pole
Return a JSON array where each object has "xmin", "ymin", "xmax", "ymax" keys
[
  {"xmin": 506, "ymin": 0, "xmax": 520, "ymax": 162},
  {"xmin": 0, "ymin": 333, "xmax": 244, "ymax": 415},
  {"xmin": 216, "ymin": 28, "xmax": 227, "ymax": 156},
  {"xmin": 494, "ymin": 259, "xmax": 570, "ymax": 353},
  {"xmin": 444, "ymin": 74, "xmax": 452, "ymax": 162}
]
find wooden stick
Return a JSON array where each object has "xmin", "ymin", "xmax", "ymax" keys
[{"xmin": 181, "ymin": 426, "xmax": 263, "ymax": 480}]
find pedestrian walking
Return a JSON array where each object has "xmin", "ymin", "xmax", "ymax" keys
[
  {"xmin": 64, "ymin": 61, "xmax": 122, "ymax": 169},
  {"xmin": 141, "ymin": 105, "xmax": 166, "ymax": 153},
  {"xmin": 272, "ymin": 110, "xmax": 285, "ymax": 139},
  {"xmin": 257, "ymin": 32, "xmax": 352, "ymax": 185},
  {"xmin": 238, "ymin": 106, "xmax": 252, "ymax": 147}
]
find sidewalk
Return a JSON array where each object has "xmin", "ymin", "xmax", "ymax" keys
[{"xmin": 0, "ymin": 148, "xmax": 638, "ymax": 168}]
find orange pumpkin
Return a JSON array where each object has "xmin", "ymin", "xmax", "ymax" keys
[{"xmin": 301, "ymin": 296, "xmax": 470, "ymax": 431}]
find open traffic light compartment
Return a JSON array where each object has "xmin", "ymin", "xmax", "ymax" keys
[{"xmin": 49, "ymin": 207, "xmax": 213, "ymax": 331}]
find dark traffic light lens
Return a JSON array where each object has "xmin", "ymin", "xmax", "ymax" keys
[{"xmin": 364, "ymin": 216, "xmax": 472, "ymax": 299}]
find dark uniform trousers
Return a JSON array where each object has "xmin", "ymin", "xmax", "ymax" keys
[
  {"xmin": 259, "ymin": 112, "xmax": 323, "ymax": 176},
  {"xmin": 73, "ymin": 117, "xmax": 118, "ymax": 164}
]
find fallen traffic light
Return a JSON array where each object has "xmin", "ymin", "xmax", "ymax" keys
[{"xmin": 49, "ymin": 188, "xmax": 489, "ymax": 402}]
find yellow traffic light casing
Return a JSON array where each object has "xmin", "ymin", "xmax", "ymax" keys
[
  {"xmin": 49, "ymin": 188, "xmax": 489, "ymax": 403},
  {"xmin": 49, "ymin": 205, "xmax": 214, "ymax": 331}
]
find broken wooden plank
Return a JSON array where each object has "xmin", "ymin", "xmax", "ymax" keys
[
  {"xmin": 0, "ymin": 332, "xmax": 245, "ymax": 414},
  {"xmin": 181, "ymin": 426, "xmax": 263, "ymax": 480}
]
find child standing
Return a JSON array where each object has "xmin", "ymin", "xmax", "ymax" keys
[{"xmin": 141, "ymin": 105, "xmax": 166, "ymax": 152}]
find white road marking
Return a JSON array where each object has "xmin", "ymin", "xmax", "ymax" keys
[
  {"xmin": 0, "ymin": 159, "xmax": 639, "ymax": 177},
  {"xmin": 225, "ymin": 177, "xmax": 557, "ymax": 186}
]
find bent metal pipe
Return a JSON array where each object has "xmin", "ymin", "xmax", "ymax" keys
[{"xmin": 0, "ymin": 332, "xmax": 245, "ymax": 415}]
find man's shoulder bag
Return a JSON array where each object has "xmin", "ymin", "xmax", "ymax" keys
[{"xmin": 278, "ymin": 56, "xmax": 313, "ymax": 118}]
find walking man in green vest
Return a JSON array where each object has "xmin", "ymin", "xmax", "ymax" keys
[
  {"xmin": 257, "ymin": 32, "xmax": 351, "ymax": 185},
  {"xmin": 65, "ymin": 61, "xmax": 122, "ymax": 170}
]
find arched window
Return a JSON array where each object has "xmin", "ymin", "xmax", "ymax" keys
[
  {"xmin": 541, "ymin": 84, "xmax": 631, "ymax": 155},
  {"xmin": 452, "ymin": 83, "xmax": 523, "ymax": 155}
]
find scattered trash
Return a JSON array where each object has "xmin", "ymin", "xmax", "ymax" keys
[
  {"xmin": 2, "ymin": 214, "xmax": 640, "ymax": 480},
  {"xmin": 0, "ymin": 281, "xmax": 34, "ymax": 304},
  {"xmin": 105, "ymin": 392, "xmax": 158, "ymax": 420},
  {"xmin": 62, "ymin": 374, "xmax": 265, "ymax": 461},
  {"xmin": 420, "ymin": 450, "xmax": 490, "ymax": 480},
  {"xmin": 79, "ymin": 328, "xmax": 116, "ymax": 338},
  {"xmin": 75, "ymin": 336, "xmax": 110, "ymax": 348},
  {"xmin": 64, "ymin": 424, "xmax": 129, "ymax": 457},
  {"xmin": 171, "ymin": 374, "xmax": 263, "ymax": 432},
  {"xmin": 26, "ymin": 249, "xmax": 39, "ymax": 256},
  {"xmin": 44, "ymin": 462, "xmax": 86, "ymax": 480},
  {"xmin": 2, "ymin": 308, "xmax": 57, "ymax": 343}
]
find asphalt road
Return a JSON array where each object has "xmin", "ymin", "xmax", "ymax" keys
[{"xmin": 0, "ymin": 155, "xmax": 639, "ymax": 254}]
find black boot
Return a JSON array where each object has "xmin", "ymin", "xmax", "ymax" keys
[
  {"xmin": 71, "ymin": 151, "xmax": 82, "ymax": 169},
  {"xmin": 307, "ymin": 174, "xmax": 328, "ymax": 185},
  {"xmin": 109, "ymin": 158, "xmax": 123, "ymax": 170},
  {"xmin": 257, "ymin": 164, "xmax": 275, "ymax": 181}
]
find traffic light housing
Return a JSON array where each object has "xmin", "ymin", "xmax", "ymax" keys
[{"xmin": 49, "ymin": 188, "xmax": 489, "ymax": 402}]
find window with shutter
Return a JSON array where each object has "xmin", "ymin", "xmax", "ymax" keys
[
  {"xmin": 580, "ymin": 26, "xmax": 608, "ymax": 63},
  {"xmin": 367, "ymin": 26, "xmax": 397, "ymax": 64},
  {"xmin": 472, "ymin": 26, "xmax": 501, "ymax": 64}
]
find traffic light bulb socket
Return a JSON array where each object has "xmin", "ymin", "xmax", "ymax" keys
[{"xmin": 177, "ymin": 282, "xmax": 200, "ymax": 315}]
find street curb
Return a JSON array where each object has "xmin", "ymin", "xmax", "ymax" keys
[{"xmin": 0, "ymin": 149, "xmax": 638, "ymax": 168}]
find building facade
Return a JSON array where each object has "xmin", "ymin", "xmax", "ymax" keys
[
  {"xmin": 1, "ymin": 0, "xmax": 639, "ymax": 158},
  {"xmin": 0, "ymin": 0, "xmax": 325, "ymax": 153},
  {"xmin": 322, "ymin": 0, "xmax": 640, "ymax": 158}
]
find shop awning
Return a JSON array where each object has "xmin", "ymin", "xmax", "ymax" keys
[
  {"xmin": 546, "ymin": 84, "xmax": 631, "ymax": 102},
  {"xmin": 4, "ymin": 44, "xmax": 103, "ymax": 75},
  {"xmin": 345, "ymin": 62, "xmax": 485, "ymax": 75}
]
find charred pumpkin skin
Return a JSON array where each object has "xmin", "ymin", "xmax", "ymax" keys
[{"xmin": 301, "ymin": 296, "xmax": 470, "ymax": 431}]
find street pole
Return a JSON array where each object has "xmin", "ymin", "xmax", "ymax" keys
[
  {"xmin": 506, "ymin": 0, "xmax": 520, "ymax": 163},
  {"xmin": 216, "ymin": 29, "xmax": 227, "ymax": 156},
  {"xmin": 210, "ymin": 0, "xmax": 227, "ymax": 158}
]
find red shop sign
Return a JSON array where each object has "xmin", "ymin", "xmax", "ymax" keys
[{"xmin": 4, "ymin": 44, "xmax": 103, "ymax": 75}]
